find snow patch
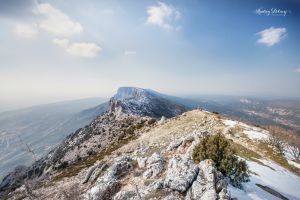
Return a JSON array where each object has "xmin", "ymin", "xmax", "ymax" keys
[
  {"xmin": 243, "ymin": 130, "xmax": 268, "ymax": 140},
  {"xmin": 229, "ymin": 159, "xmax": 300, "ymax": 200},
  {"xmin": 223, "ymin": 119, "xmax": 239, "ymax": 128},
  {"xmin": 222, "ymin": 119, "xmax": 269, "ymax": 140}
]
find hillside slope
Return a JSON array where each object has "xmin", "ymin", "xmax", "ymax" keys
[{"xmin": 4, "ymin": 109, "xmax": 300, "ymax": 200}]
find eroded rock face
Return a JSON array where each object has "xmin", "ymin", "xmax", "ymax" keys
[
  {"xmin": 164, "ymin": 155, "xmax": 199, "ymax": 193},
  {"xmin": 185, "ymin": 159, "xmax": 230, "ymax": 200}
]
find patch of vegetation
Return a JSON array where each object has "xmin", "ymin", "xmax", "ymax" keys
[
  {"xmin": 231, "ymin": 142, "xmax": 261, "ymax": 160},
  {"xmin": 192, "ymin": 133, "xmax": 250, "ymax": 188}
]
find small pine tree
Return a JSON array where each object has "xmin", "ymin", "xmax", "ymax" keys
[{"xmin": 192, "ymin": 133, "xmax": 249, "ymax": 188}]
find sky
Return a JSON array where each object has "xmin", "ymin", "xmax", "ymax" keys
[{"xmin": 0, "ymin": 0, "xmax": 300, "ymax": 109}]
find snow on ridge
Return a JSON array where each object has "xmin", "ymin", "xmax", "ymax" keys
[
  {"xmin": 223, "ymin": 119, "xmax": 269, "ymax": 140},
  {"xmin": 243, "ymin": 130, "xmax": 268, "ymax": 140}
]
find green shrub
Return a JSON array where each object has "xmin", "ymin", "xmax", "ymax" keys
[{"xmin": 192, "ymin": 133, "xmax": 249, "ymax": 188}]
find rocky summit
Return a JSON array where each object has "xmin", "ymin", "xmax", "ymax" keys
[
  {"xmin": 110, "ymin": 87, "xmax": 188, "ymax": 118},
  {"xmin": 1, "ymin": 87, "xmax": 300, "ymax": 200}
]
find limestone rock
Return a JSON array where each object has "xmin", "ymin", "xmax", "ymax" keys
[
  {"xmin": 143, "ymin": 153, "xmax": 164, "ymax": 179},
  {"xmin": 164, "ymin": 155, "xmax": 199, "ymax": 193},
  {"xmin": 85, "ymin": 156, "xmax": 133, "ymax": 200},
  {"xmin": 185, "ymin": 159, "xmax": 230, "ymax": 200}
]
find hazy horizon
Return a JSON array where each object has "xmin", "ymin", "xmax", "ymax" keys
[
  {"xmin": 1, "ymin": 85, "xmax": 300, "ymax": 113},
  {"xmin": 1, "ymin": 0, "xmax": 300, "ymax": 109}
]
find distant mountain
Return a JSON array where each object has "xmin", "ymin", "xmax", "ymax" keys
[
  {"xmin": 0, "ymin": 97, "xmax": 107, "ymax": 180},
  {"xmin": 111, "ymin": 87, "xmax": 188, "ymax": 118}
]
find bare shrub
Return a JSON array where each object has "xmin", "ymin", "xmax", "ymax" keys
[{"xmin": 266, "ymin": 125, "xmax": 300, "ymax": 160}]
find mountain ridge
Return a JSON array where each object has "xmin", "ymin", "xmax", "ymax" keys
[{"xmin": 1, "ymin": 87, "xmax": 300, "ymax": 200}]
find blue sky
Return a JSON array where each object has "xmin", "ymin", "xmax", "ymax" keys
[{"xmin": 0, "ymin": 0, "xmax": 300, "ymax": 108}]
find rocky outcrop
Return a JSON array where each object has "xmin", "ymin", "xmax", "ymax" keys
[
  {"xmin": 89, "ymin": 152, "xmax": 230, "ymax": 200},
  {"xmin": 142, "ymin": 152, "xmax": 164, "ymax": 179},
  {"xmin": 85, "ymin": 156, "xmax": 133, "ymax": 200},
  {"xmin": 164, "ymin": 155, "xmax": 199, "ymax": 193},
  {"xmin": 186, "ymin": 159, "xmax": 230, "ymax": 200}
]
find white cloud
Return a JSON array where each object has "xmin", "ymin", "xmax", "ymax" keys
[
  {"xmin": 14, "ymin": 23, "xmax": 38, "ymax": 38},
  {"xmin": 124, "ymin": 50, "xmax": 137, "ymax": 56},
  {"xmin": 147, "ymin": 1, "xmax": 181, "ymax": 30},
  {"xmin": 34, "ymin": 3, "xmax": 82, "ymax": 36},
  {"xmin": 66, "ymin": 42, "xmax": 101, "ymax": 58},
  {"xmin": 256, "ymin": 27, "xmax": 287, "ymax": 46},
  {"xmin": 53, "ymin": 38, "xmax": 101, "ymax": 58},
  {"xmin": 52, "ymin": 38, "xmax": 69, "ymax": 48},
  {"xmin": 295, "ymin": 68, "xmax": 300, "ymax": 73}
]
